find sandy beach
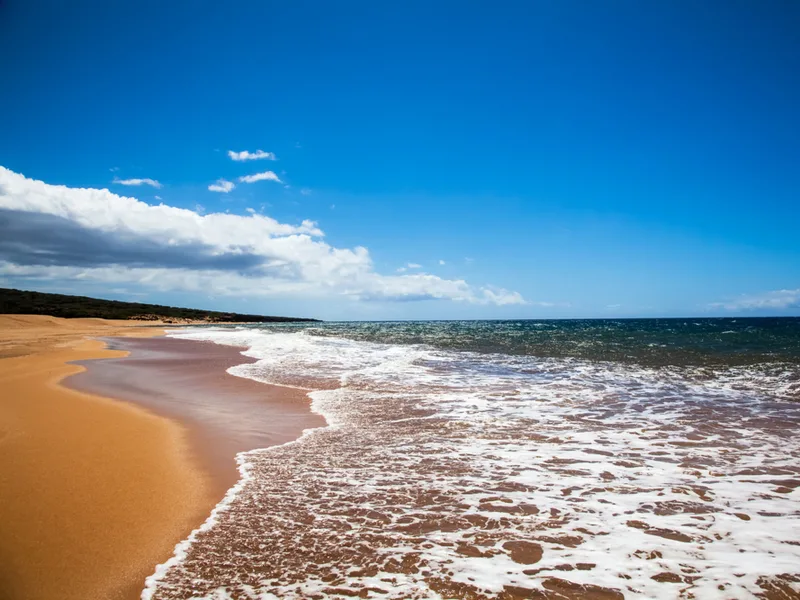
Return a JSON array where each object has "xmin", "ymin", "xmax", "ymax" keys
[
  {"xmin": 0, "ymin": 315, "xmax": 321, "ymax": 600},
  {"xmin": 0, "ymin": 315, "xmax": 211, "ymax": 600},
  {"xmin": 66, "ymin": 335, "xmax": 326, "ymax": 498}
]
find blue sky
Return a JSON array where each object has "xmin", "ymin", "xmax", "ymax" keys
[{"xmin": 1, "ymin": 1, "xmax": 798, "ymax": 319}]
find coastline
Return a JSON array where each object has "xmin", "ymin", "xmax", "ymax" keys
[
  {"xmin": 65, "ymin": 335, "xmax": 326, "ymax": 500},
  {"xmin": 0, "ymin": 316, "xmax": 322, "ymax": 600},
  {"xmin": 0, "ymin": 315, "xmax": 213, "ymax": 600}
]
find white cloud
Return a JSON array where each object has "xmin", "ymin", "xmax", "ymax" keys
[
  {"xmin": 480, "ymin": 287, "xmax": 527, "ymax": 306},
  {"xmin": 208, "ymin": 178, "xmax": 235, "ymax": 193},
  {"xmin": 239, "ymin": 171, "xmax": 283, "ymax": 184},
  {"xmin": 154, "ymin": 195, "xmax": 162, "ymax": 200},
  {"xmin": 300, "ymin": 188, "xmax": 312, "ymax": 195},
  {"xmin": 439, "ymin": 259, "xmax": 446, "ymax": 265},
  {"xmin": 113, "ymin": 177, "xmax": 162, "ymax": 189},
  {"xmin": 0, "ymin": 166, "xmax": 525, "ymax": 306},
  {"xmin": 227, "ymin": 150, "xmax": 277, "ymax": 162},
  {"xmin": 710, "ymin": 289, "xmax": 800, "ymax": 311},
  {"xmin": 396, "ymin": 263, "xmax": 422, "ymax": 273}
]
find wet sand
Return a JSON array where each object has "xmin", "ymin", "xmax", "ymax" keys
[
  {"xmin": 0, "ymin": 316, "xmax": 323, "ymax": 600},
  {"xmin": 66, "ymin": 336, "xmax": 326, "ymax": 497}
]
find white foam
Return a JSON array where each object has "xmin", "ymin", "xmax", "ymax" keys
[{"xmin": 142, "ymin": 326, "xmax": 800, "ymax": 599}]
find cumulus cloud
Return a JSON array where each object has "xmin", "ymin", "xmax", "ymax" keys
[
  {"xmin": 710, "ymin": 289, "xmax": 800, "ymax": 311},
  {"xmin": 0, "ymin": 166, "xmax": 525, "ymax": 306},
  {"xmin": 439, "ymin": 259, "xmax": 446, "ymax": 265},
  {"xmin": 228, "ymin": 150, "xmax": 277, "ymax": 161},
  {"xmin": 397, "ymin": 262, "xmax": 422, "ymax": 272},
  {"xmin": 239, "ymin": 171, "xmax": 282, "ymax": 184},
  {"xmin": 208, "ymin": 178, "xmax": 235, "ymax": 193},
  {"xmin": 113, "ymin": 177, "xmax": 162, "ymax": 189}
]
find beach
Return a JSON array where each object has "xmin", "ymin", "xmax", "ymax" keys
[
  {"xmin": 2, "ymin": 316, "xmax": 799, "ymax": 600},
  {"xmin": 0, "ymin": 315, "xmax": 321, "ymax": 600},
  {"xmin": 65, "ymin": 335, "xmax": 326, "ymax": 499}
]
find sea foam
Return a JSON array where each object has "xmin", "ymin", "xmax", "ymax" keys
[{"xmin": 142, "ymin": 326, "xmax": 800, "ymax": 599}]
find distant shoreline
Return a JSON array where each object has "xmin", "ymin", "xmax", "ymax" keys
[{"xmin": 0, "ymin": 287, "xmax": 320, "ymax": 323}]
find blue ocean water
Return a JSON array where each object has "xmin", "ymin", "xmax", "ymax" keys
[{"xmin": 253, "ymin": 317, "xmax": 800, "ymax": 367}]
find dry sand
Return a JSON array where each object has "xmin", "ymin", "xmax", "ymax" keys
[{"xmin": 0, "ymin": 315, "xmax": 213, "ymax": 600}]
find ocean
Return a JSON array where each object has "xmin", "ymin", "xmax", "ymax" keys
[{"xmin": 143, "ymin": 318, "xmax": 800, "ymax": 599}]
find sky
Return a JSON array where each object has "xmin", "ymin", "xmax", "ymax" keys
[{"xmin": 0, "ymin": 1, "xmax": 798, "ymax": 320}]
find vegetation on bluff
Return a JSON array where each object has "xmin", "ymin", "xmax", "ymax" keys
[{"xmin": 0, "ymin": 288, "xmax": 319, "ymax": 323}]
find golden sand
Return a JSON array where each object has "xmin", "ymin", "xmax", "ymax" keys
[{"xmin": 0, "ymin": 315, "xmax": 214, "ymax": 600}]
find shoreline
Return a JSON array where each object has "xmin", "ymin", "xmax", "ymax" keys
[
  {"xmin": 0, "ymin": 315, "xmax": 211, "ymax": 600},
  {"xmin": 0, "ymin": 315, "xmax": 321, "ymax": 600},
  {"xmin": 66, "ymin": 335, "xmax": 326, "ymax": 502}
]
